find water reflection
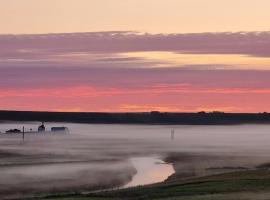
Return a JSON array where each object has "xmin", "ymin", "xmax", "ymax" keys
[{"xmin": 123, "ymin": 157, "xmax": 175, "ymax": 188}]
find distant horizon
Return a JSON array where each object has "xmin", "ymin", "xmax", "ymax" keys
[{"xmin": 1, "ymin": 109, "xmax": 270, "ymax": 114}]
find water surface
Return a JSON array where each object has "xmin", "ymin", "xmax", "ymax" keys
[
  {"xmin": 123, "ymin": 157, "xmax": 174, "ymax": 188},
  {"xmin": 1, "ymin": 122, "xmax": 270, "ymax": 198}
]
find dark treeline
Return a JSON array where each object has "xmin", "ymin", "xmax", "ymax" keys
[{"xmin": 1, "ymin": 110, "xmax": 270, "ymax": 125}]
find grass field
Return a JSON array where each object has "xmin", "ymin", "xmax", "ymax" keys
[{"xmin": 42, "ymin": 169, "xmax": 270, "ymax": 200}]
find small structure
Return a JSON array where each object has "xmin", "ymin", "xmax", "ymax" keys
[
  {"xmin": 6, "ymin": 129, "xmax": 21, "ymax": 133},
  {"xmin": 38, "ymin": 122, "xmax": 45, "ymax": 132},
  {"xmin": 51, "ymin": 127, "xmax": 69, "ymax": 133}
]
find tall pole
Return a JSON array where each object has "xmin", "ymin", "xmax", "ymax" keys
[
  {"xmin": 171, "ymin": 129, "xmax": 175, "ymax": 140},
  {"xmin": 22, "ymin": 126, "xmax": 25, "ymax": 141}
]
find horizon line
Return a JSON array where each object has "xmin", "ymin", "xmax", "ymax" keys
[{"xmin": 0, "ymin": 110, "xmax": 269, "ymax": 115}]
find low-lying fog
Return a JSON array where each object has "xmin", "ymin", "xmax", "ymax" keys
[{"xmin": 1, "ymin": 122, "xmax": 270, "ymax": 199}]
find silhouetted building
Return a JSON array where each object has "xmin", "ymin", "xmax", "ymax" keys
[
  {"xmin": 38, "ymin": 122, "xmax": 45, "ymax": 132},
  {"xmin": 51, "ymin": 127, "xmax": 69, "ymax": 133},
  {"xmin": 6, "ymin": 129, "xmax": 21, "ymax": 133}
]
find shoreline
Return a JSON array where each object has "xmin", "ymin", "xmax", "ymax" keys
[
  {"xmin": 7, "ymin": 152, "xmax": 270, "ymax": 200},
  {"xmin": 36, "ymin": 153, "xmax": 257, "ymax": 200}
]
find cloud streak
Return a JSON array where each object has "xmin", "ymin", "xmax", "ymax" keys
[
  {"xmin": 1, "ymin": 31, "xmax": 270, "ymax": 112},
  {"xmin": 1, "ymin": 31, "xmax": 270, "ymax": 59}
]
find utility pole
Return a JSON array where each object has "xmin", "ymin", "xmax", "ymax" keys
[
  {"xmin": 171, "ymin": 129, "xmax": 175, "ymax": 140},
  {"xmin": 22, "ymin": 126, "xmax": 25, "ymax": 141}
]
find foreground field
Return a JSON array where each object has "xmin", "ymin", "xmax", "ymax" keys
[{"xmin": 44, "ymin": 170, "xmax": 270, "ymax": 200}]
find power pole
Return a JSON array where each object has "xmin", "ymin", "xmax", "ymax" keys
[
  {"xmin": 22, "ymin": 126, "xmax": 25, "ymax": 141},
  {"xmin": 171, "ymin": 129, "xmax": 175, "ymax": 140}
]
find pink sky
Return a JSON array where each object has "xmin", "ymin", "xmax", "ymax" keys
[
  {"xmin": 1, "ymin": 0, "xmax": 270, "ymax": 112},
  {"xmin": 1, "ymin": 32, "xmax": 270, "ymax": 112}
]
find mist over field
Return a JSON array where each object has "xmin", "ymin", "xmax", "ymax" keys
[{"xmin": 1, "ymin": 122, "xmax": 270, "ymax": 199}]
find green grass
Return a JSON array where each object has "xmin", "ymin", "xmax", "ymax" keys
[{"xmin": 43, "ymin": 170, "xmax": 270, "ymax": 200}]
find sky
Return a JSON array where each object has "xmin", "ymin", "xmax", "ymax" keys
[
  {"xmin": 1, "ymin": 0, "xmax": 270, "ymax": 34},
  {"xmin": 1, "ymin": 0, "xmax": 270, "ymax": 112}
]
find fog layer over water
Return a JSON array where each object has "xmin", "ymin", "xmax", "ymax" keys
[{"xmin": 1, "ymin": 122, "xmax": 270, "ymax": 198}]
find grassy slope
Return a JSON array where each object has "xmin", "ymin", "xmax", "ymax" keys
[{"xmin": 44, "ymin": 170, "xmax": 270, "ymax": 200}]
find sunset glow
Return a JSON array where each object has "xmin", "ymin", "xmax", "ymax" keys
[{"xmin": 1, "ymin": 1, "xmax": 270, "ymax": 112}]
